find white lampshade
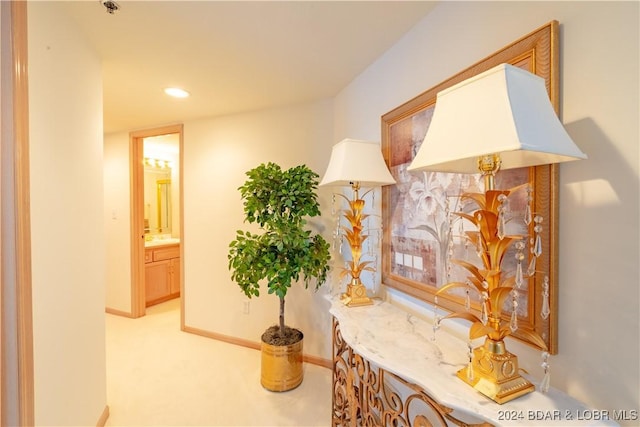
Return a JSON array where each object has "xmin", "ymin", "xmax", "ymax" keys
[
  {"xmin": 408, "ymin": 63, "xmax": 587, "ymax": 174},
  {"xmin": 320, "ymin": 138, "xmax": 396, "ymax": 187}
]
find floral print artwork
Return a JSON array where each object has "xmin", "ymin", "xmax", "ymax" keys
[{"xmin": 385, "ymin": 104, "xmax": 530, "ymax": 314}]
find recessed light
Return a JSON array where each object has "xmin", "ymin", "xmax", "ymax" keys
[{"xmin": 164, "ymin": 87, "xmax": 190, "ymax": 98}]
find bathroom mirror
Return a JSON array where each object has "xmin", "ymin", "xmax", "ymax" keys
[
  {"xmin": 143, "ymin": 133, "xmax": 179, "ymax": 239},
  {"xmin": 156, "ymin": 179, "xmax": 171, "ymax": 233},
  {"xmin": 144, "ymin": 164, "xmax": 172, "ymax": 235}
]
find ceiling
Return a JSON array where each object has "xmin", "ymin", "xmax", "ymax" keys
[{"xmin": 61, "ymin": 1, "xmax": 437, "ymax": 134}]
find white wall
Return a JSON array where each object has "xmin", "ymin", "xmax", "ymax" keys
[
  {"xmin": 183, "ymin": 100, "xmax": 336, "ymax": 358},
  {"xmin": 104, "ymin": 101, "xmax": 336, "ymax": 357},
  {"xmin": 104, "ymin": 131, "xmax": 132, "ymax": 312},
  {"xmin": 334, "ymin": 0, "xmax": 639, "ymax": 420},
  {"xmin": 28, "ymin": 2, "xmax": 107, "ymax": 425}
]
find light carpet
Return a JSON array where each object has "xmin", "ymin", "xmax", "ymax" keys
[{"xmin": 105, "ymin": 298, "xmax": 332, "ymax": 426}]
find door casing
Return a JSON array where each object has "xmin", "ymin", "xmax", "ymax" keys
[{"xmin": 129, "ymin": 124, "xmax": 184, "ymax": 318}]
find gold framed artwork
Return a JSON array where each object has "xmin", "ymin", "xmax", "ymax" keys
[{"xmin": 381, "ymin": 21, "xmax": 560, "ymax": 353}]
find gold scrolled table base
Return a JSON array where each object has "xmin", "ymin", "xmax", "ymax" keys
[{"xmin": 331, "ymin": 318, "xmax": 493, "ymax": 427}]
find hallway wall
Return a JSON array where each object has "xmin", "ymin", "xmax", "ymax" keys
[
  {"xmin": 182, "ymin": 100, "xmax": 336, "ymax": 358},
  {"xmin": 104, "ymin": 131, "xmax": 131, "ymax": 313},
  {"xmin": 28, "ymin": 2, "xmax": 107, "ymax": 425}
]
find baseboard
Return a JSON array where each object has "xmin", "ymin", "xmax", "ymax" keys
[
  {"xmin": 96, "ymin": 405, "xmax": 109, "ymax": 427},
  {"xmin": 185, "ymin": 325, "xmax": 261, "ymax": 351},
  {"xmin": 303, "ymin": 353, "xmax": 332, "ymax": 369},
  {"xmin": 105, "ymin": 307, "xmax": 135, "ymax": 318},
  {"xmin": 183, "ymin": 325, "xmax": 332, "ymax": 369}
]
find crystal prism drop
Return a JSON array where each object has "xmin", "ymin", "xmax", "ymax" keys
[
  {"xmin": 524, "ymin": 204, "xmax": 532, "ymax": 226},
  {"xmin": 510, "ymin": 309, "xmax": 518, "ymax": 332},
  {"xmin": 533, "ymin": 234, "xmax": 543, "ymax": 257},
  {"xmin": 528, "ymin": 256, "xmax": 537, "ymax": 276},
  {"xmin": 432, "ymin": 316, "xmax": 441, "ymax": 340},
  {"xmin": 540, "ymin": 351, "xmax": 551, "ymax": 392},
  {"xmin": 515, "ymin": 262, "xmax": 523, "ymax": 288},
  {"xmin": 541, "ymin": 276, "xmax": 551, "ymax": 319},
  {"xmin": 497, "ymin": 211, "xmax": 505, "ymax": 240},
  {"xmin": 541, "ymin": 297, "xmax": 551, "ymax": 320},
  {"xmin": 467, "ymin": 342, "xmax": 474, "ymax": 381},
  {"xmin": 540, "ymin": 371, "xmax": 551, "ymax": 393},
  {"xmin": 432, "ymin": 295, "xmax": 441, "ymax": 342},
  {"xmin": 465, "ymin": 289, "xmax": 471, "ymax": 311}
]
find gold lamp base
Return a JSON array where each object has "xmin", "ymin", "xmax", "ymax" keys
[
  {"xmin": 457, "ymin": 338, "xmax": 534, "ymax": 404},
  {"xmin": 340, "ymin": 279, "xmax": 373, "ymax": 307}
]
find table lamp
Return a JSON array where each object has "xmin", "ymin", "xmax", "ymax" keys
[
  {"xmin": 320, "ymin": 139, "xmax": 396, "ymax": 307},
  {"xmin": 408, "ymin": 63, "xmax": 586, "ymax": 403}
]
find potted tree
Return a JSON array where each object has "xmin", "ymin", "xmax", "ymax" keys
[{"xmin": 228, "ymin": 162, "xmax": 331, "ymax": 391}]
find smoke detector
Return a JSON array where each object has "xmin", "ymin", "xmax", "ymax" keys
[{"xmin": 100, "ymin": 0, "xmax": 120, "ymax": 15}]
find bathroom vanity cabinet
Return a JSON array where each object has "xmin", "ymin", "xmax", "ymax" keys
[{"xmin": 144, "ymin": 243, "xmax": 180, "ymax": 306}]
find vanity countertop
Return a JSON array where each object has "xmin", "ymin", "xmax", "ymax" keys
[
  {"xmin": 144, "ymin": 238, "xmax": 180, "ymax": 248},
  {"xmin": 330, "ymin": 298, "xmax": 618, "ymax": 427}
]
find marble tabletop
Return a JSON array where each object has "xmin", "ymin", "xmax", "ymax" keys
[{"xmin": 330, "ymin": 298, "xmax": 619, "ymax": 427}]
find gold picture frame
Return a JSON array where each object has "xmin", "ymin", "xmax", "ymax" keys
[{"xmin": 381, "ymin": 21, "xmax": 560, "ymax": 353}]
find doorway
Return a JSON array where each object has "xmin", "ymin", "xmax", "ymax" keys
[{"xmin": 130, "ymin": 124, "xmax": 183, "ymax": 318}]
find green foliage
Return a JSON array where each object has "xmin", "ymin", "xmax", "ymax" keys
[
  {"xmin": 238, "ymin": 163, "xmax": 322, "ymax": 230},
  {"xmin": 228, "ymin": 163, "xmax": 331, "ymax": 323}
]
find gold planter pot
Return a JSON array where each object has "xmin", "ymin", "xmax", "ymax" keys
[{"xmin": 260, "ymin": 335, "xmax": 304, "ymax": 392}]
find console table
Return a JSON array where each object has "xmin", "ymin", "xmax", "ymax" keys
[{"xmin": 330, "ymin": 298, "xmax": 618, "ymax": 427}]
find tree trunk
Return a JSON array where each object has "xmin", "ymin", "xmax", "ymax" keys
[{"xmin": 279, "ymin": 296, "xmax": 285, "ymax": 336}]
